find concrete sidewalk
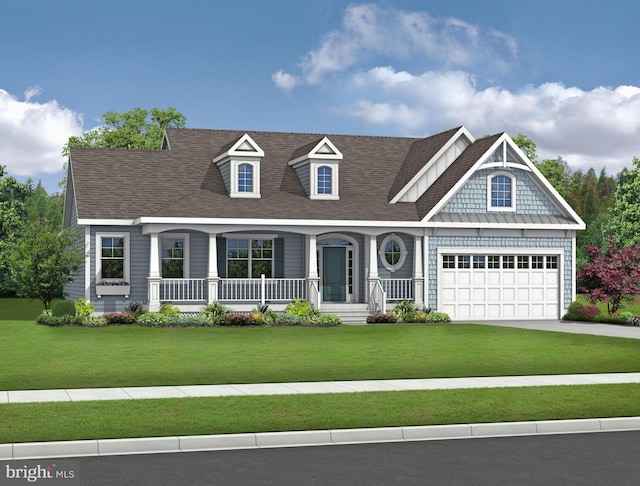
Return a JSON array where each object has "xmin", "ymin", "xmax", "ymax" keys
[
  {"xmin": 4, "ymin": 372, "xmax": 640, "ymax": 404},
  {"xmin": 465, "ymin": 319, "xmax": 640, "ymax": 339}
]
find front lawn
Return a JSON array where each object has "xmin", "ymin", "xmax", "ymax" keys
[
  {"xmin": 3, "ymin": 384, "xmax": 640, "ymax": 444},
  {"xmin": 3, "ymin": 321, "xmax": 640, "ymax": 390}
]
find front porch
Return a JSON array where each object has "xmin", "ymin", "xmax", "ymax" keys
[
  {"xmin": 149, "ymin": 276, "xmax": 415, "ymax": 314},
  {"xmin": 142, "ymin": 229, "xmax": 425, "ymax": 314}
]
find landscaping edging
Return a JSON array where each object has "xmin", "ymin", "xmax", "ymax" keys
[{"xmin": 3, "ymin": 417, "xmax": 640, "ymax": 460}]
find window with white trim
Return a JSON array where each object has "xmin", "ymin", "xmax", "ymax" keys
[
  {"xmin": 238, "ymin": 163, "xmax": 253, "ymax": 193},
  {"xmin": 96, "ymin": 233, "xmax": 130, "ymax": 283},
  {"xmin": 379, "ymin": 234, "xmax": 407, "ymax": 272},
  {"xmin": 161, "ymin": 234, "xmax": 189, "ymax": 278},
  {"xmin": 227, "ymin": 238, "xmax": 273, "ymax": 278},
  {"xmin": 317, "ymin": 166, "xmax": 332, "ymax": 195},
  {"xmin": 488, "ymin": 172, "xmax": 516, "ymax": 211}
]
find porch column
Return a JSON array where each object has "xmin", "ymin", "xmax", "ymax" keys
[
  {"xmin": 207, "ymin": 233, "xmax": 219, "ymax": 304},
  {"xmin": 148, "ymin": 232, "xmax": 161, "ymax": 312},
  {"xmin": 413, "ymin": 236, "xmax": 425, "ymax": 306},
  {"xmin": 366, "ymin": 234, "xmax": 379, "ymax": 301},
  {"xmin": 306, "ymin": 234, "xmax": 320, "ymax": 309}
]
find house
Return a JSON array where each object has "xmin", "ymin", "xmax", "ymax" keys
[{"xmin": 62, "ymin": 126, "xmax": 585, "ymax": 321}]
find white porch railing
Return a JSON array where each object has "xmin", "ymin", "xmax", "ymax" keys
[
  {"xmin": 160, "ymin": 278, "xmax": 207, "ymax": 302},
  {"xmin": 381, "ymin": 278, "xmax": 414, "ymax": 301},
  {"xmin": 219, "ymin": 277, "xmax": 306, "ymax": 303},
  {"xmin": 368, "ymin": 280, "xmax": 387, "ymax": 314}
]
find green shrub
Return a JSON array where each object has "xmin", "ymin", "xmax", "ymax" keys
[
  {"xmin": 37, "ymin": 314, "xmax": 83, "ymax": 326},
  {"xmin": 74, "ymin": 298, "xmax": 94, "ymax": 317},
  {"xmin": 159, "ymin": 302, "xmax": 181, "ymax": 316},
  {"xmin": 165, "ymin": 314, "xmax": 210, "ymax": 327},
  {"xmin": 200, "ymin": 302, "xmax": 231, "ymax": 324},
  {"xmin": 137, "ymin": 312, "xmax": 167, "ymax": 327},
  {"xmin": 51, "ymin": 299, "xmax": 77, "ymax": 317},
  {"xmin": 423, "ymin": 311, "xmax": 451, "ymax": 323},
  {"xmin": 263, "ymin": 311, "xmax": 302, "ymax": 326},
  {"xmin": 308, "ymin": 314, "xmax": 342, "ymax": 327},
  {"xmin": 125, "ymin": 301, "xmax": 145, "ymax": 318},
  {"xmin": 81, "ymin": 316, "xmax": 108, "ymax": 327},
  {"xmin": 104, "ymin": 312, "xmax": 136, "ymax": 325},
  {"xmin": 594, "ymin": 315, "xmax": 630, "ymax": 325},
  {"xmin": 285, "ymin": 299, "xmax": 315, "ymax": 317},
  {"xmin": 367, "ymin": 313, "xmax": 397, "ymax": 324},
  {"xmin": 391, "ymin": 299, "xmax": 421, "ymax": 322},
  {"xmin": 567, "ymin": 301, "xmax": 584, "ymax": 315},
  {"xmin": 620, "ymin": 311, "xmax": 635, "ymax": 321},
  {"xmin": 219, "ymin": 313, "xmax": 256, "ymax": 326}
]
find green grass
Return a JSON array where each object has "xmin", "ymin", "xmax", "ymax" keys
[
  {"xmin": 2, "ymin": 384, "xmax": 640, "ymax": 444},
  {"xmin": 2, "ymin": 321, "xmax": 640, "ymax": 390},
  {"xmin": 0, "ymin": 298, "xmax": 44, "ymax": 320},
  {"xmin": 576, "ymin": 294, "xmax": 640, "ymax": 315}
]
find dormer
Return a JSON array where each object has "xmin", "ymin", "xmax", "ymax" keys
[
  {"xmin": 288, "ymin": 137, "xmax": 343, "ymax": 200},
  {"xmin": 213, "ymin": 133, "xmax": 264, "ymax": 198}
]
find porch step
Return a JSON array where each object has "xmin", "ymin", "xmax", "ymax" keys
[{"xmin": 320, "ymin": 303, "xmax": 371, "ymax": 325}]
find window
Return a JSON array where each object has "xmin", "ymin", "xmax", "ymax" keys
[
  {"xmin": 101, "ymin": 237, "xmax": 124, "ymax": 279},
  {"xmin": 488, "ymin": 173, "xmax": 515, "ymax": 211},
  {"xmin": 161, "ymin": 237, "xmax": 186, "ymax": 278},
  {"xmin": 488, "ymin": 255, "xmax": 500, "ymax": 269},
  {"xmin": 443, "ymin": 255, "xmax": 455, "ymax": 269},
  {"xmin": 532, "ymin": 256, "xmax": 544, "ymax": 269},
  {"xmin": 317, "ymin": 166, "xmax": 332, "ymax": 195},
  {"xmin": 96, "ymin": 233, "xmax": 130, "ymax": 284},
  {"xmin": 473, "ymin": 255, "xmax": 485, "ymax": 269},
  {"xmin": 379, "ymin": 234, "xmax": 407, "ymax": 272},
  {"xmin": 227, "ymin": 238, "xmax": 273, "ymax": 278},
  {"xmin": 385, "ymin": 239, "xmax": 401, "ymax": 266},
  {"xmin": 546, "ymin": 256, "xmax": 558, "ymax": 269},
  {"xmin": 517, "ymin": 256, "xmax": 529, "ymax": 269},
  {"xmin": 502, "ymin": 256, "xmax": 515, "ymax": 269},
  {"xmin": 458, "ymin": 255, "xmax": 471, "ymax": 269},
  {"xmin": 238, "ymin": 163, "xmax": 253, "ymax": 193}
]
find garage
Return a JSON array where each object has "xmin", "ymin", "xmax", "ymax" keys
[{"xmin": 439, "ymin": 252, "xmax": 561, "ymax": 320}]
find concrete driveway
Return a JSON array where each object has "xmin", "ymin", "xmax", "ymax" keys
[{"xmin": 463, "ymin": 320, "xmax": 640, "ymax": 339}]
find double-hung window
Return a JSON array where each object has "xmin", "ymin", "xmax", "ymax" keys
[
  {"xmin": 228, "ymin": 238, "xmax": 273, "ymax": 278},
  {"xmin": 96, "ymin": 233, "xmax": 130, "ymax": 283},
  {"xmin": 161, "ymin": 236, "xmax": 188, "ymax": 278}
]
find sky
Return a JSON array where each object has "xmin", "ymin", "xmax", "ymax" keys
[{"xmin": 1, "ymin": 0, "xmax": 640, "ymax": 193}]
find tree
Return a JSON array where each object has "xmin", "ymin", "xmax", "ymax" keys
[
  {"xmin": 578, "ymin": 238, "xmax": 640, "ymax": 315},
  {"xmin": 0, "ymin": 166, "xmax": 29, "ymax": 296},
  {"xmin": 604, "ymin": 157, "xmax": 640, "ymax": 247},
  {"xmin": 535, "ymin": 157, "xmax": 572, "ymax": 198},
  {"xmin": 63, "ymin": 106, "xmax": 186, "ymax": 155},
  {"xmin": 512, "ymin": 133, "xmax": 538, "ymax": 163},
  {"xmin": 8, "ymin": 224, "xmax": 85, "ymax": 310}
]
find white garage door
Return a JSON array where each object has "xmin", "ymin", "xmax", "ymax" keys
[{"xmin": 440, "ymin": 254, "xmax": 560, "ymax": 320}]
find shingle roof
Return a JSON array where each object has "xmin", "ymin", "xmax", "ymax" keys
[{"xmin": 67, "ymin": 127, "xmax": 501, "ymax": 223}]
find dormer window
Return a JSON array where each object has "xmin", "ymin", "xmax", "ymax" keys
[
  {"xmin": 488, "ymin": 172, "xmax": 516, "ymax": 211},
  {"xmin": 238, "ymin": 163, "xmax": 254, "ymax": 193},
  {"xmin": 213, "ymin": 134, "xmax": 263, "ymax": 198},
  {"xmin": 289, "ymin": 137, "xmax": 342, "ymax": 200}
]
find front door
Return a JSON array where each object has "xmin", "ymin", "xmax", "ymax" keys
[{"xmin": 323, "ymin": 247, "xmax": 346, "ymax": 302}]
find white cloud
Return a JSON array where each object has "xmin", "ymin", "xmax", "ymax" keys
[
  {"xmin": 0, "ymin": 88, "xmax": 83, "ymax": 176},
  {"xmin": 342, "ymin": 67, "xmax": 640, "ymax": 174},
  {"xmin": 271, "ymin": 70, "xmax": 300, "ymax": 92},
  {"xmin": 273, "ymin": 3, "xmax": 517, "ymax": 89}
]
